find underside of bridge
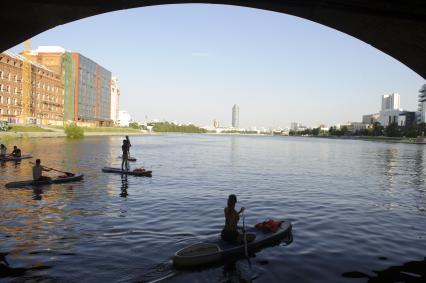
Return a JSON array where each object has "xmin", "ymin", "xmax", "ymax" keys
[{"xmin": 2, "ymin": 1, "xmax": 426, "ymax": 78}]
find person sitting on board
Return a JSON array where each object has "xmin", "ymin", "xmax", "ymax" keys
[
  {"xmin": 121, "ymin": 139, "xmax": 130, "ymax": 171},
  {"xmin": 0, "ymin": 144, "xmax": 7, "ymax": 158},
  {"xmin": 11, "ymin": 146, "xmax": 21, "ymax": 157},
  {"xmin": 221, "ymin": 194, "xmax": 256, "ymax": 244},
  {"xmin": 32, "ymin": 159, "xmax": 52, "ymax": 181}
]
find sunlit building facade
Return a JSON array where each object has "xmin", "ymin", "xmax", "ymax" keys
[
  {"xmin": 22, "ymin": 46, "xmax": 113, "ymax": 126},
  {"xmin": 0, "ymin": 51, "xmax": 63, "ymax": 124},
  {"xmin": 110, "ymin": 76, "xmax": 120, "ymax": 124}
]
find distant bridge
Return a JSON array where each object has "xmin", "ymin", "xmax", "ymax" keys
[{"xmin": 2, "ymin": 1, "xmax": 426, "ymax": 78}]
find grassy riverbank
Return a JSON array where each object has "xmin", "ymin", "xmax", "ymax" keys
[{"xmin": 7, "ymin": 126, "xmax": 53, "ymax": 132}]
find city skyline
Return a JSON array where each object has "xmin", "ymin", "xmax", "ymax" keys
[{"xmin": 8, "ymin": 4, "xmax": 424, "ymax": 128}]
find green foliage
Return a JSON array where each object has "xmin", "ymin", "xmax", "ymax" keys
[
  {"xmin": 64, "ymin": 123, "xmax": 84, "ymax": 139},
  {"xmin": 372, "ymin": 122, "xmax": 384, "ymax": 136},
  {"xmin": 8, "ymin": 125, "xmax": 52, "ymax": 132},
  {"xmin": 385, "ymin": 122, "xmax": 401, "ymax": 137},
  {"xmin": 417, "ymin": 123, "xmax": 426, "ymax": 136},
  {"xmin": 151, "ymin": 122, "xmax": 207, "ymax": 133},
  {"xmin": 128, "ymin": 122, "xmax": 141, "ymax": 130},
  {"xmin": 0, "ymin": 121, "xmax": 10, "ymax": 131}
]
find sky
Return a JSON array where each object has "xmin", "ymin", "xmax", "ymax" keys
[{"xmin": 8, "ymin": 4, "xmax": 425, "ymax": 128}]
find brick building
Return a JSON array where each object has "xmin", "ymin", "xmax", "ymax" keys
[{"xmin": 0, "ymin": 51, "xmax": 64, "ymax": 125}]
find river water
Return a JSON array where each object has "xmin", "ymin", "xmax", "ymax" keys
[{"xmin": 0, "ymin": 134, "xmax": 425, "ymax": 283}]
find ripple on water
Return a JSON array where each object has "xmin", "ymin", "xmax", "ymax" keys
[{"xmin": 0, "ymin": 135, "xmax": 425, "ymax": 282}]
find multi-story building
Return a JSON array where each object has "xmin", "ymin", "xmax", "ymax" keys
[
  {"xmin": 0, "ymin": 51, "xmax": 63, "ymax": 125},
  {"xmin": 22, "ymin": 46, "xmax": 113, "ymax": 126},
  {"xmin": 110, "ymin": 76, "xmax": 120, "ymax": 124},
  {"xmin": 378, "ymin": 93, "xmax": 403, "ymax": 126},
  {"xmin": 418, "ymin": 84, "xmax": 426, "ymax": 124},
  {"xmin": 362, "ymin": 113, "xmax": 379, "ymax": 124},
  {"xmin": 232, "ymin": 104, "xmax": 239, "ymax": 128}
]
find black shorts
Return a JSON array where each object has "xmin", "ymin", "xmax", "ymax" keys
[{"xmin": 221, "ymin": 229, "xmax": 238, "ymax": 243}]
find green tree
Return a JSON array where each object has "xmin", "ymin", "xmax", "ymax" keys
[
  {"xmin": 372, "ymin": 122, "xmax": 384, "ymax": 136},
  {"xmin": 385, "ymin": 122, "xmax": 401, "ymax": 137},
  {"xmin": 417, "ymin": 122, "xmax": 426, "ymax": 136},
  {"xmin": 128, "ymin": 122, "xmax": 141, "ymax": 130},
  {"xmin": 311, "ymin": 127, "xmax": 320, "ymax": 136},
  {"xmin": 64, "ymin": 123, "xmax": 84, "ymax": 139}
]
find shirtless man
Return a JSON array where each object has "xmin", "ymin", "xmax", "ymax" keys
[
  {"xmin": 221, "ymin": 194, "xmax": 256, "ymax": 244},
  {"xmin": 32, "ymin": 159, "xmax": 51, "ymax": 181}
]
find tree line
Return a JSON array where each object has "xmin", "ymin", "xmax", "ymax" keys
[{"xmin": 290, "ymin": 122, "xmax": 426, "ymax": 138}]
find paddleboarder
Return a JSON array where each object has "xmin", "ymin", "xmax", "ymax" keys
[
  {"xmin": 221, "ymin": 194, "xmax": 256, "ymax": 244},
  {"xmin": 121, "ymin": 139, "xmax": 130, "ymax": 171},
  {"xmin": 32, "ymin": 159, "xmax": 52, "ymax": 181},
  {"xmin": 11, "ymin": 146, "xmax": 21, "ymax": 157}
]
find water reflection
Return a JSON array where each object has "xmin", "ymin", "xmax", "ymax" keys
[
  {"xmin": 383, "ymin": 147, "xmax": 399, "ymax": 191},
  {"xmin": 121, "ymin": 174, "xmax": 129, "ymax": 198},
  {"xmin": 342, "ymin": 257, "xmax": 426, "ymax": 282}
]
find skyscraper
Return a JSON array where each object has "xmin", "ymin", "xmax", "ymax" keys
[{"xmin": 232, "ymin": 104, "xmax": 239, "ymax": 128}]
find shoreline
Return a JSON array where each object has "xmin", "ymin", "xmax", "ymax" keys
[
  {"xmin": 307, "ymin": 135, "xmax": 426, "ymax": 144},
  {"xmin": 0, "ymin": 131, "xmax": 153, "ymax": 139}
]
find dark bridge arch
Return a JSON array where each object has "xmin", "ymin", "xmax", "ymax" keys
[{"xmin": 3, "ymin": 1, "xmax": 426, "ymax": 78}]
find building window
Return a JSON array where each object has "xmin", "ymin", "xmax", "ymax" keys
[
  {"xmin": 0, "ymin": 109, "xmax": 2, "ymax": 114},
  {"xmin": 14, "ymin": 75, "xmax": 18, "ymax": 82},
  {"xmin": 0, "ymin": 96, "xmax": 2, "ymax": 103},
  {"xmin": 7, "ymin": 86, "xmax": 10, "ymax": 93},
  {"xmin": 14, "ymin": 87, "xmax": 17, "ymax": 94},
  {"xmin": 6, "ymin": 97, "xmax": 10, "ymax": 105},
  {"xmin": 14, "ymin": 98, "xmax": 17, "ymax": 105},
  {"xmin": 0, "ymin": 71, "xmax": 3, "ymax": 79},
  {"xmin": 6, "ymin": 109, "xmax": 10, "ymax": 115},
  {"xmin": 8, "ymin": 73, "xmax": 11, "ymax": 80},
  {"xmin": 0, "ymin": 84, "xmax": 3, "ymax": 92}
]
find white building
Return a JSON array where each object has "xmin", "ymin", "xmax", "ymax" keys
[
  {"xmin": 362, "ymin": 113, "xmax": 379, "ymax": 124},
  {"xmin": 418, "ymin": 84, "xmax": 426, "ymax": 123},
  {"xmin": 110, "ymin": 76, "xmax": 120, "ymax": 124},
  {"xmin": 381, "ymin": 93, "xmax": 400, "ymax": 111},
  {"xmin": 290, "ymin": 122, "xmax": 301, "ymax": 131},
  {"xmin": 232, "ymin": 104, "xmax": 239, "ymax": 128},
  {"xmin": 378, "ymin": 93, "xmax": 403, "ymax": 126},
  {"xmin": 118, "ymin": 110, "xmax": 132, "ymax": 127}
]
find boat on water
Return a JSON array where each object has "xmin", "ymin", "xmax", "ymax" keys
[
  {"xmin": 118, "ymin": 156, "xmax": 137, "ymax": 162},
  {"xmin": 173, "ymin": 220, "xmax": 292, "ymax": 268},
  {"xmin": 102, "ymin": 167, "xmax": 152, "ymax": 177},
  {"xmin": 0, "ymin": 154, "xmax": 33, "ymax": 162},
  {"xmin": 5, "ymin": 173, "xmax": 84, "ymax": 188}
]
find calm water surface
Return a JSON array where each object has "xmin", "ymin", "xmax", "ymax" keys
[{"xmin": 0, "ymin": 135, "xmax": 425, "ymax": 282}]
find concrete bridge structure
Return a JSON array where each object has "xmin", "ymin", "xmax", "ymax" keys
[{"xmin": 1, "ymin": 1, "xmax": 426, "ymax": 78}]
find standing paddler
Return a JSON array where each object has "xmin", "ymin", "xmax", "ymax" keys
[{"xmin": 121, "ymin": 136, "xmax": 131, "ymax": 171}]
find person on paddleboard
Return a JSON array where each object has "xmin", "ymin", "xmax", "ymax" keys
[
  {"xmin": 11, "ymin": 146, "xmax": 21, "ymax": 157},
  {"xmin": 221, "ymin": 194, "xmax": 256, "ymax": 244},
  {"xmin": 33, "ymin": 159, "xmax": 52, "ymax": 181},
  {"xmin": 121, "ymin": 139, "xmax": 130, "ymax": 171},
  {"xmin": 0, "ymin": 144, "xmax": 7, "ymax": 158}
]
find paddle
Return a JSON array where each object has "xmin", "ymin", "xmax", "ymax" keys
[
  {"xmin": 242, "ymin": 210, "xmax": 252, "ymax": 269},
  {"xmin": 29, "ymin": 162, "xmax": 74, "ymax": 176}
]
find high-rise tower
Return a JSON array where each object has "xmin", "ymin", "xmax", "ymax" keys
[{"xmin": 232, "ymin": 104, "xmax": 239, "ymax": 128}]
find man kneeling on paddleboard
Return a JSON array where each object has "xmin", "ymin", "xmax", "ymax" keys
[
  {"xmin": 33, "ymin": 159, "xmax": 52, "ymax": 181},
  {"xmin": 221, "ymin": 194, "xmax": 256, "ymax": 244}
]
